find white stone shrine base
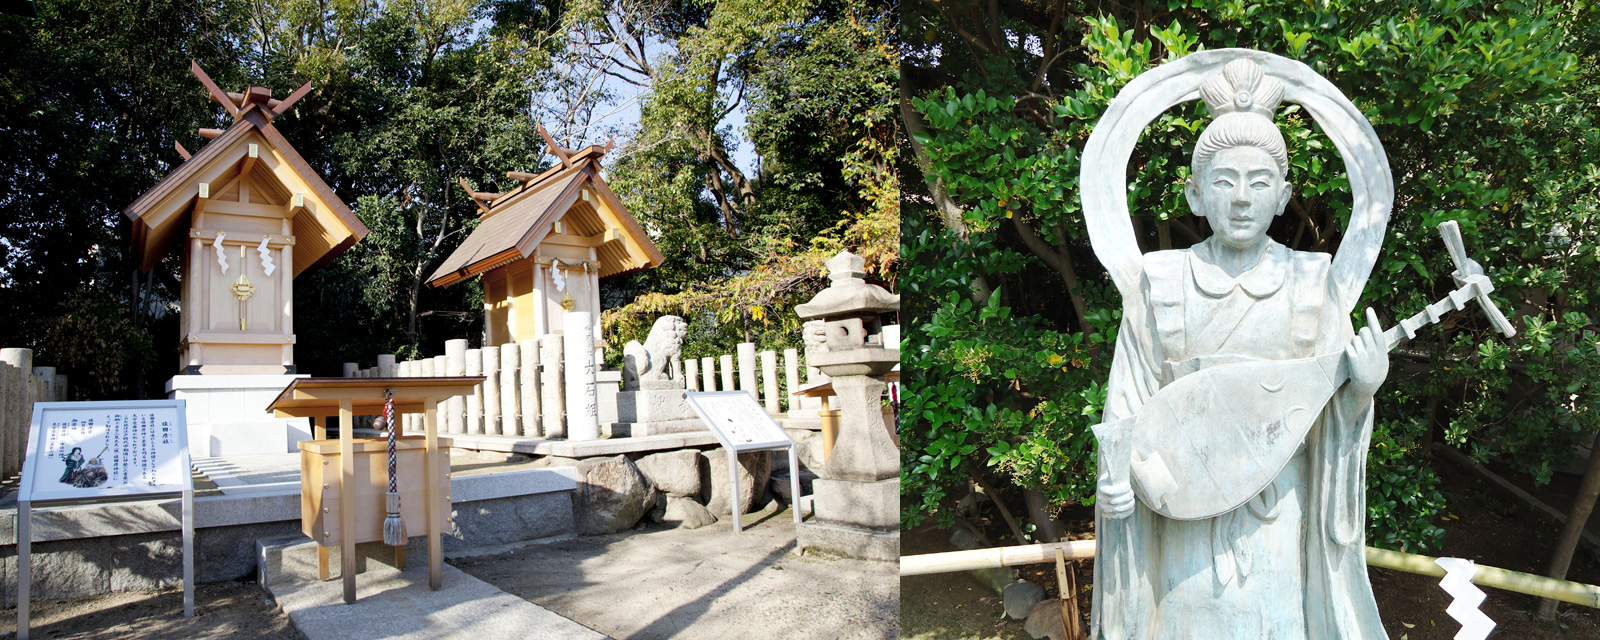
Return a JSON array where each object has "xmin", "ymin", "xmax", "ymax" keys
[
  {"xmin": 166, "ymin": 374, "xmax": 311, "ymax": 457},
  {"xmin": 265, "ymin": 549, "xmax": 605, "ymax": 640}
]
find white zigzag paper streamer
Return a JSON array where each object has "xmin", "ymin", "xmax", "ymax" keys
[
  {"xmin": 257, "ymin": 236, "xmax": 275, "ymax": 277},
  {"xmin": 213, "ymin": 233, "xmax": 228, "ymax": 274},
  {"xmin": 1435, "ymin": 556, "xmax": 1495, "ymax": 640}
]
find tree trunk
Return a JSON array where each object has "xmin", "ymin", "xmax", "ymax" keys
[
  {"xmin": 1024, "ymin": 487, "xmax": 1062, "ymax": 543},
  {"xmin": 973, "ymin": 474, "xmax": 1029, "ymax": 545},
  {"xmin": 900, "ymin": 77, "xmax": 992, "ymax": 303},
  {"xmin": 1538, "ymin": 430, "xmax": 1600, "ymax": 619},
  {"xmin": 1011, "ymin": 215, "xmax": 1093, "ymax": 334}
]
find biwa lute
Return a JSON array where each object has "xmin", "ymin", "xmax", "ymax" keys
[{"xmin": 1097, "ymin": 220, "xmax": 1515, "ymax": 521}]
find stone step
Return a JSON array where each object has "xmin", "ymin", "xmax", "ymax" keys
[
  {"xmin": 257, "ymin": 534, "xmax": 435, "ymax": 592},
  {"xmin": 258, "ymin": 535, "xmax": 608, "ymax": 640}
]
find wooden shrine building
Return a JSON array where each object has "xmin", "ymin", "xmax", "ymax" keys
[
  {"xmin": 125, "ymin": 63, "xmax": 368, "ymax": 375},
  {"xmin": 428, "ymin": 126, "xmax": 663, "ymax": 350}
]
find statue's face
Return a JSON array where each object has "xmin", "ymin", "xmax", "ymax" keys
[{"xmin": 1187, "ymin": 145, "xmax": 1291, "ymax": 251}]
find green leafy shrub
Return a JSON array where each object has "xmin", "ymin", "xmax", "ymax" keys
[{"xmin": 903, "ymin": 1, "xmax": 1600, "ymax": 551}]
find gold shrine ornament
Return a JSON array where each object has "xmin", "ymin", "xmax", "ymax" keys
[
  {"xmin": 559, "ymin": 292, "xmax": 577, "ymax": 311},
  {"xmin": 231, "ymin": 273, "xmax": 255, "ymax": 330},
  {"xmin": 231, "ymin": 273, "xmax": 256, "ymax": 300}
]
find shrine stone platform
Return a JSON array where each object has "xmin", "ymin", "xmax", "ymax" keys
[
  {"xmin": 0, "ymin": 461, "xmax": 578, "ymax": 606},
  {"xmin": 259, "ymin": 541, "xmax": 605, "ymax": 640}
]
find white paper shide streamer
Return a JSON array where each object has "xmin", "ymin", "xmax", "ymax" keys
[
  {"xmin": 1435, "ymin": 557, "xmax": 1495, "ymax": 640},
  {"xmin": 257, "ymin": 236, "xmax": 275, "ymax": 277},
  {"xmin": 213, "ymin": 232, "xmax": 228, "ymax": 274},
  {"xmin": 552, "ymin": 264, "xmax": 566, "ymax": 292}
]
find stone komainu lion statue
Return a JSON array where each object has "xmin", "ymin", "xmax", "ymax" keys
[{"xmin": 623, "ymin": 315, "xmax": 687, "ymax": 390}]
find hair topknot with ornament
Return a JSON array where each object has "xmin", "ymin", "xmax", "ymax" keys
[{"xmin": 1191, "ymin": 58, "xmax": 1289, "ymax": 178}]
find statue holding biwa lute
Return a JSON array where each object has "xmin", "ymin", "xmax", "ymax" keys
[{"xmin": 1081, "ymin": 50, "xmax": 1516, "ymax": 639}]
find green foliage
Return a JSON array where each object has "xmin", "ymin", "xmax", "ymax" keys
[
  {"xmin": 602, "ymin": 0, "xmax": 897, "ymax": 362},
  {"xmin": 0, "ymin": 0, "xmax": 246, "ymax": 395},
  {"xmin": 39, "ymin": 290, "xmax": 157, "ymax": 401},
  {"xmin": 253, "ymin": 0, "xmax": 553, "ymax": 372},
  {"xmin": 904, "ymin": 0, "xmax": 1600, "ymax": 550}
]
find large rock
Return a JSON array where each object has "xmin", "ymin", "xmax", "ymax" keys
[
  {"xmin": 799, "ymin": 433, "xmax": 828, "ymax": 477},
  {"xmin": 573, "ymin": 455, "xmax": 654, "ymax": 535},
  {"xmin": 949, "ymin": 527, "xmax": 1015, "ymax": 594},
  {"xmin": 699, "ymin": 448, "xmax": 772, "ymax": 516},
  {"xmin": 1004, "ymin": 579, "xmax": 1046, "ymax": 620},
  {"xmin": 1023, "ymin": 598, "xmax": 1070, "ymax": 640},
  {"xmin": 768, "ymin": 469, "xmax": 817, "ymax": 506},
  {"xmin": 660, "ymin": 495, "xmax": 717, "ymax": 529},
  {"xmin": 634, "ymin": 450, "xmax": 702, "ymax": 497}
]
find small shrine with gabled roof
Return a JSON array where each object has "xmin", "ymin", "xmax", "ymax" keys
[
  {"xmin": 429, "ymin": 124, "xmax": 663, "ymax": 353},
  {"xmin": 125, "ymin": 62, "xmax": 368, "ymax": 376}
]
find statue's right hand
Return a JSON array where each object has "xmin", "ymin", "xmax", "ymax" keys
[{"xmin": 1098, "ymin": 480, "xmax": 1136, "ymax": 520}]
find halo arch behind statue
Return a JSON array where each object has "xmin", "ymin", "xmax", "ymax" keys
[{"xmin": 1082, "ymin": 48, "xmax": 1393, "ymax": 315}]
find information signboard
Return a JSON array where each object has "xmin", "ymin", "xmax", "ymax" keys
[
  {"xmin": 16, "ymin": 400, "xmax": 194, "ymax": 640},
  {"xmin": 21, "ymin": 401, "xmax": 191, "ymax": 502},
  {"xmin": 685, "ymin": 391, "xmax": 801, "ymax": 533},
  {"xmin": 686, "ymin": 391, "xmax": 792, "ymax": 451}
]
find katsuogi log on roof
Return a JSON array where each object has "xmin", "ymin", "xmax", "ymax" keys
[{"xmin": 124, "ymin": 62, "xmax": 368, "ymax": 277}]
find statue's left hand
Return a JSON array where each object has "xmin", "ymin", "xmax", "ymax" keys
[{"xmin": 1344, "ymin": 307, "xmax": 1390, "ymax": 399}]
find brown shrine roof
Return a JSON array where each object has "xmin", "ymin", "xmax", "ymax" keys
[
  {"xmin": 124, "ymin": 88, "xmax": 367, "ymax": 276},
  {"xmin": 427, "ymin": 156, "xmax": 664, "ymax": 288}
]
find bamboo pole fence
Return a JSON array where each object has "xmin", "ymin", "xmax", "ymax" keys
[{"xmin": 900, "ymin": 539, "xmax": 1600, "ymax": 609}]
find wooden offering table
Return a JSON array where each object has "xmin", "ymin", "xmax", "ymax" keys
[{"xmin": 266, "ymin": 377, "xmax": 482, "ymax": 604}]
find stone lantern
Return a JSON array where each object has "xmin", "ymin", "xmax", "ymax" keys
[{"xmin": 794, "ymin": 251, "xmax": 898, "ymax": 560}]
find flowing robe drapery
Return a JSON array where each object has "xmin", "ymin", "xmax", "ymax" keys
[{"xmin": 1090, "ymin": 239, "xmax": 1388, "ymax": 639}]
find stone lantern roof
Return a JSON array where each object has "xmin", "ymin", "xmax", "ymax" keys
[{"xmin": 795, "ymin": 252, "xmax": 899, "ymax": 319}]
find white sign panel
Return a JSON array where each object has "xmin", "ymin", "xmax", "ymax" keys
[
  {"xmin": 686, "ymin": 391, "xmax": 793, "ymax": 452},
  {"xmin": 21, "ymin": 400, "xmax": 191, "ymax": 503}
]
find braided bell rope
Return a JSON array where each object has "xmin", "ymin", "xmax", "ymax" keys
[{"xmin": 385, "ymin": 389, "xmax": 398, "ymax": 495}]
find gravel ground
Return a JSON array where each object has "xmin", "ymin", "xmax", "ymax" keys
[
  {"xmin": 0, "ymin": 580, "xmax": 303, "ymax": 640},
  {"xmin": 451, "ymin": 504, "xmax": 899, "ymax": 640}
]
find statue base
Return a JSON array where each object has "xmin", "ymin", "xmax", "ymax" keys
[
  {"xmin": 617, "ymin": 388, "xmax": 696, "ymax": 423},
  {"xmin": 604, "ymin": 419, "xmax": 706, "ymax": 437}
]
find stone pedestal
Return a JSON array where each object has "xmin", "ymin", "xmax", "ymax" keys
[
  {"xmin": 166, "ymin": 374, "xmax": 311, "ymax": 457},
  {"xmin": 798, "ymin": 476, "xmax": 899, "ymax": 561},
  {"xmin": 617, "ymin": 383, "xmax": 693, "ymax": 422},
  {"xmin": 825, "ymin": 375, "xmax": 898, "ymax": 482},
  {"xmin": 811, "ymin": 477, "xmax": 896, "ymax": 529},
  {"xmin": 596, "ymin": 369, "xmax": 621, "ymax": 425},
  {"xmin": 612, "ymin": 383, "xmax": 703, "ymax": 436}
]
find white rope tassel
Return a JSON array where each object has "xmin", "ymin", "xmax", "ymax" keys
[
  {"xmin": 1435, "ymin": 557, "xmax": 1495, "ymax": 640},
  {"xmin": 257, "ymin": 236, "xmax": 275, "ymax": 277},
  {"xmin": 213, "ymin": 232, "xmax": 229, "ymax": 274}
]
